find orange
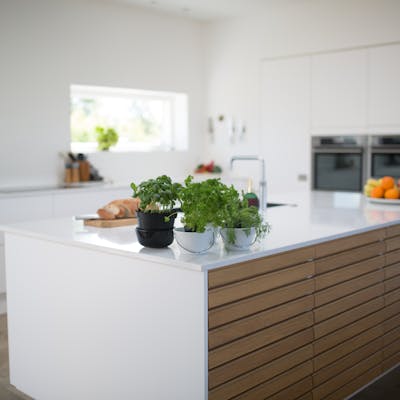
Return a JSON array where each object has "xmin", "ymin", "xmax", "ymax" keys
[
  {"xmin": 370, "ymin": 186, "xmax": 385, "ymax": 198},
  {"xmin": 384, "ymin": 187, "xmax": 400, "ymax": 199},
  {"xmin": 380, "ymin": 176, "xmax": 395, "ymax": 190}
]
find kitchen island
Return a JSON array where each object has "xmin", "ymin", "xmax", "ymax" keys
[{"xmin": 2, "ymin": 191, "xmax": 400, "ymax": 400}]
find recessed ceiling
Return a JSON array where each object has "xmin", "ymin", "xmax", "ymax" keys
[{"xmin": 111, "ymin": 0, "xmax": 299, "ymax": 21}]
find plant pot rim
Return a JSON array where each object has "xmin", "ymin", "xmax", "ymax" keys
[{"xmin": 174, "ymin": 227, "xmax": 215, "ymax": 253}]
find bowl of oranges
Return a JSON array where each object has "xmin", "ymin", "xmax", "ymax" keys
[{"xmin": 364, "ymin": 176, "xmax": 400, "ymax": 204}]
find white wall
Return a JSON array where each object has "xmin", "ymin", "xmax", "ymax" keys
[
  {"xmin": 0, "ymin": 0, "xmax": 205, "ymax": 186},
  {"xmin": 203, "ymin": 0, "xmax": 400, "ymax": 190}
]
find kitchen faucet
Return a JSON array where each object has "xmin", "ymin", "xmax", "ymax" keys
[{"xmin": 230, "ymin": 155, "xmax": 267, "ymax": 212}]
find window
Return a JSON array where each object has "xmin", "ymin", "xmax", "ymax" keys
[{"xmin": 70, "ymin": 85, "xmax": 188, "ymax": 152}]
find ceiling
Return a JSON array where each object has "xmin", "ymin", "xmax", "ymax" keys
[{"xmin": 112, "ymin": 0, "xmax": 299, "ymax": 21}]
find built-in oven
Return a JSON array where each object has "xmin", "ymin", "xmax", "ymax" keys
[
  {"xmin": 312, "ymin": 136, "xmax": 368, "ymax": 192},
  {"xmin": 370, "ymin": 135, "xmax": 400, "ymax": 179}
]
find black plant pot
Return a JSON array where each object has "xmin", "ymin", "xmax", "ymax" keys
[
  {"xmin": 136, "ymin": 211, "xmax": 176, "ymax": 231},
  {"xmin": 136, "ymin": 227, "xmax": 174, "ymax": 248}
]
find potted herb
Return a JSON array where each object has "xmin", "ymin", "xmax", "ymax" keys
[
  {"xmin": 174, "ymin": 176, "xmax": 236, "ymax": 253},
  {"xmin": 220, "ymin": 196, "xmax": 271, "ymax": 251},
  {"xmin": 96, "ymin": 126, "xmax": 119, "ymax": 151},
  {"xmin": 131, "ymin": 175, "xmax": 181, "ymax": 248}
]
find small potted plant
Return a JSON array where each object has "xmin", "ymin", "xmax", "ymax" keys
[
  {"xmin": 96, "ymin": 126, "xmax": 119, "ymax": 151},
  {"xmin": 131, "ymin": 175, "xmax": 181, "ymax": 248},
  {"xmin": 174, "ymin": 176, "xmax": 235, "ymax": 253},
  {"xmin": 220, "ymin": 195, "xmax": 271, "ymax": 251}
]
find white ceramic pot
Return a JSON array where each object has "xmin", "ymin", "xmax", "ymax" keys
[
  {"xmin": 174, "ymin": 227, "xmax": 215, "ymax": 253},
  {"xmin": 220, "ymin": 227, "xmax": 257, "ymax": 251}
]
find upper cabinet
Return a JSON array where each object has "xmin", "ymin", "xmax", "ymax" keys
[
  {"xmin": 311, "ymin": 49, "xmax": 368, "ymax": 134},
  {"xmin": 368, "ymin": 44, "xmax": 400, "ymax": 131}
]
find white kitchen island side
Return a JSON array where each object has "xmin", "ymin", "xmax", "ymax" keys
[
  {"xmin": 3, "ymin": 191, "xmax": 400, "ymax": 400},
  {"xmin": 5, "ymin": 232, "xmax": 207, "ymax": 400}
]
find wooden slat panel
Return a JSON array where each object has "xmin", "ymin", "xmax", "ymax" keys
[
  {"xmin": 232, "ymin": 360, "xmax": 313, "ymax": 400},
  {"xmin": 386, "ymin": 248, "xmax": 400, "ymax": 265},
  {"xmin": 314, "ymin": 283, "xmax": 384, "ymax": 323},
  {"xmin": 315, "ymin": 241, "xmax": 385, "ymax": 275},
  {"xmin": 209, "ymin": 263, "xmax": 314, "ymax": 309},
  {"xmin": 383, "ymin": 313, "xmax": 400, "ymax": 333},
  {"xmin": 209, "ymin": 280, "xmax": 314, "ymax": 329},
  {"xmin": 385, "ymin": 275, "xmax": 400, "ymax": 293},
  {"xmin": 385, "ymin": 287, "xmax": 400, "ymax": 306},
  {"xmin": 314, "ymin": 324, "xmax": 383, "ymax": 371},
  {"xmin": 384, "ymin": 299, "xmax": 400, "ymax": 319},
  {"xmin": 208, "ymin": 345, "xmax": 312, "ymax": 400},
  {"xmin": 315, "ymin": 255, "xmax": 384, "ymax": 291},
  {"xmin": 314, "ymin": 310, "xmax": 384, "ymax": 356},
  {"xmin": 383, "ymin": 351, "xmax": 400, "ymax": 371},
  {"xmin": 209, "ymin": 328, "xmax": 313, "ymax": 389},
  {"xmin": 386, "ymin": 236, "xmax": 400, "ymax": 252},
  {"xmin": 208, "ymin": 312, "xmax": 313, "ymax": 369},
  {"xmin": 383, "ymin": 337, "xmax": 400, "ymax": 359},
  {"xmin": 208, "ymin": 247, "xmax": 314, "ymax": 289},
  {"xmin": 266, "ymin": 377, "xmax": 312, "ymax": 400},
  {"xmin": 384, "ymin": 262, "xmax": 400, "ymax": 279},
  {"xmin": 386, "ymin": 224, "xmax": 400, "ymax": 238},
  {"xmin": 322, "ymin": 365, "xmax": 382, "ymax": 400},
  {"xmin": 209, "ymin": 296, "xmax": 313, "ymax": 349},
  {"xmin": 383, "ymin": 326, "xmax": 400, "ymax": 347},
  {"xmin": 314, "ymin": 297, "xmax": 384, "ymax": 339},
  {"xmin": 312, "ymin": 337, "xmax": 383, "ymax": 386},
  {"xmin": 315, "ymin": 229, "xmax": 385, "ymax": 259},
  {"xmin": 312, "ymin": 351, "xmax": 382, "ymax": 400},
  {"xmin": 315, "ymin": 269, "xmax": 384, "ymax": 307}
]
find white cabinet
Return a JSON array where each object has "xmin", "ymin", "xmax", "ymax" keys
[
  {"xmin": 311, "ymin": 49, "xmax": 368, "ymax": 134},
  {"xmin": 261, "ymin": 56, "xmax": 311, "ymax": 193},
  {"xmin": 368, "ymin": 44, "xmax": 400, "ymax": 131}
]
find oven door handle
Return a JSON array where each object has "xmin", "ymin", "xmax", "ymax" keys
[
  {"xmin": 371, "ymin": 148, "xmax": 400, "ymax": 154},
  {"xmin": 313, "ymin": 148, "xmax": 363, "ymax": 154}
]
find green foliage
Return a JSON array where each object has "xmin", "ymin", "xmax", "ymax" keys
[
  {"xmin": 131, "ymin": 175, "xmax": 181, "ymax": 214},
  {"xmin": 96, "ymin": 126, "xmax": 119, "ymax": 151},
  {"xmin": 222, "ymin": 194, "xmax": 271, "ymax": 244},
  {"xmin": 179, "ymin": 176, "xmax": 238, "ymax": 233}
]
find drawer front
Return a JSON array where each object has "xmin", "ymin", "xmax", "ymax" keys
[
  {"xmin": 386, "ymin": 248, "xmax": 400, "ymax": 265},
  {"xmin": 385, "ymin": 275, "xmax": 400, "ymax": 293},
  {"xmin": 384, "ymin": 262, "xmax": 400, "ymax": 279},
  {"xmin": 386, "ymin": 235, "xmax": 400, "ymax": 252},
  {"xmin": 386, "ymin": 224, "xmax": 400, "ymax": 238}
]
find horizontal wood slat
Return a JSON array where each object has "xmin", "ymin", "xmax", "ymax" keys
[
  {"xmin": 315, "ymin": 241, "xmax": 385, "ymax": 275},
  {"xmin": 313, "ymin": 325, "xmax": 383, "ymax": 371},
  {"xmin": 315, "ymin": 255, "xmax": 384, "ymax": 291},
  {"xmin": 314, "ymin": 283, "xmax": 384, "ymax": 323},
  {"xmin": 266, "ymin": 377, "xmax": 312, "ymax": 400},
  {"xmin": 208, "ymin": 329, "xmax": 313, "ymax": 390},
  {"xmin": 314, "ymin": 229, "xmax": 385, "ymax": 259},
  {"xmin": 209, "ymin": 263, "xmax": 314, "ymax": 309},
  {"xmin": 383, "ymin": 313, "xmax": 400, "ymax": 333},
  {"xmin": 208, "ymin": 312, "xmax": 313, "ymax": 369},
  {"xmin": 386, "ymin": 236, "xmax": 400, "ymax": 252},
  {"xmin": 384, "ymin": 262, "xmax": 400, "ymax": 279},
  {"xmin": 314, "ymin": 310, "xmax": 384, "ymax": 356},
  {"xmin": 315, "ymin": 269, "xmax": 384, "ymax": 307},
  {"xmin": 313, "ymin": 337, "xmax": 383, "ymax": 387},
  {"xmin": 314, "ymin": 297, "xmax": 384, "ymax": 339},
  {"xmin": 209, "ymin": 296, "xmax": 313, "ymax": 349},
  {"xmin": 385, "ymin": 275, "xmax": 400, "ymax": 293},
  {"xmin": 322, "ymin": 365, "xmax": 382, "ymax": 400},
  {"xmin": 383, "ymin": 326, "xmax": 400, "ymax": 347},
  {"xmin": 231, "ymin": 360, "xmax": 313, "ymax": 400},
  {"xmin": 209, "ymin": 280, "xmax": 314, "ymax": 329},
  {"xmin": 386, "ymin": 224, "xmax": 400, "ymax": 238},
  {"xmin": 208, "ymin": 247, "xmax": 314, "ymax": 289},
  {"xmin": 383, "ymin": 338, "xmax": 400, "ymax": 359},
  {"xmin": 312, "ymin": 351, "xmax": 382, "ymax": 400},
  {"xmin": 208, "ymin": 345, "xmax": 312, "ymax": 400},
  {"xmin": 385, "ymin": 287, "xmax": 400, "ymax": 306},
  {"xmin": 383, "ymin": 300, "xmax": 400, "ymax": 321},
  {"xmin": 383, "ymin": 351, "xmax": 400, "ymax": 371},
  {"xmin": 386, "ymin": 248, "xmax": 400, "ymax": 266}
]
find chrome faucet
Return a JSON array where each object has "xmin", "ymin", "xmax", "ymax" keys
[{"xmin": 230, "ymin": 155, "xmax": 267, "ymax": 212}]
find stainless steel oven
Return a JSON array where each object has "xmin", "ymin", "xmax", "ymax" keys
[
  {"xmin": 312, "ymin": 136, "xmax": 368, "ymax": 192},
  {"xmin": 370, "ymin": 135, "xmax": 400, "ymax": 179}
]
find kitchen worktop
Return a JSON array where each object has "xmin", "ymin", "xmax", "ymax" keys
[{"xmin": 2, "ymin": 191, "xmax": 400, "ymax": 271}]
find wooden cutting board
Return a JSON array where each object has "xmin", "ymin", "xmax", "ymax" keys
[{"xmin": 84, "ymin": 218, "xmax": 138, "ymax": 228}]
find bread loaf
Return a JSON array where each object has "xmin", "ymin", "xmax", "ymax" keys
[{"xmin": 97, "ymin": 198, "xmax": 140, "ymax": 220}]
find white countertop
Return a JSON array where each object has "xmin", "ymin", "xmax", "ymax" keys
[{"xmin": 2, "ymin": 191, "xmax": 400, "ymax": 272}]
